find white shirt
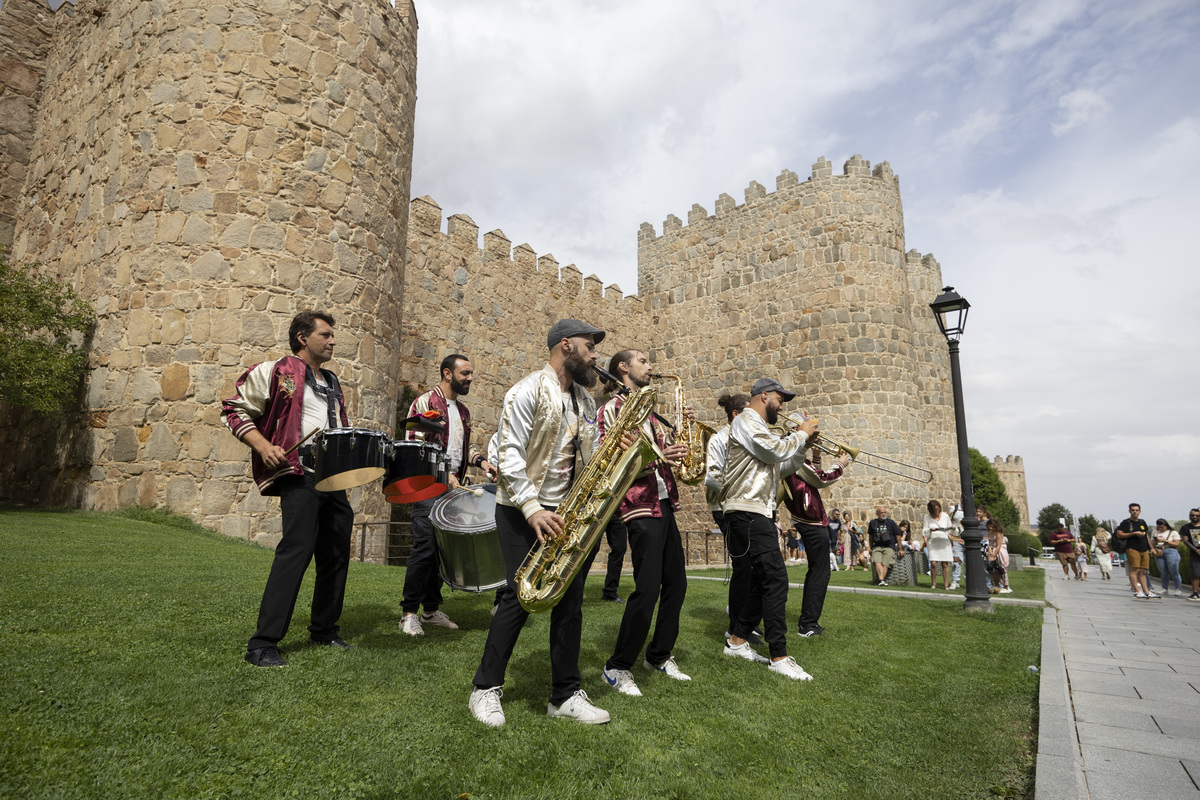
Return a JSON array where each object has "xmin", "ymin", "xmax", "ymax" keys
[
  {"xmin": 300, "ymin": 373, "xmax": 332, "ymax": 439},
  {"xmin": 446, "ymin": 402, "xmax": 464, "ymax": 475},
  {"xmin": 538, "ymin": 391, "xmax": 578, "ymax": 507}
]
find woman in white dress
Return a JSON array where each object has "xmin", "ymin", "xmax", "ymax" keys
[{"xmin": 922, "ymin": 500, "xmax": 955, "ymax": 590}]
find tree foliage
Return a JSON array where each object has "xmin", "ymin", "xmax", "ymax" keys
[
  {"xmin": 968, "ymin": 447, "xmax": 1022, "ymax": 533},
  {"xmin": 0, "ymin": 249, "xmax": 95, "ymax": 415},
  {"xmin": 1036, "ymin": 502, "xmax": 1074, "ymax": 547},
  {"xmin": 1077, "ymin": 514, "xmax": 1100, "ymax": 546}
]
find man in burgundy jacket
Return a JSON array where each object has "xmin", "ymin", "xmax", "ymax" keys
[
  {"xmin": 399, "ymin": 354, "xmax": 496, "ymax": 636},
  {"xmin": 222, "ymin": 310, "xmax": 354, "ymax": 668},
  {"xmin": 596, "ymin": 349, "xmax": 691, "ymax": 698}
]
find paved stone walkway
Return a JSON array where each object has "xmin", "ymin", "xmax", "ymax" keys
[{"xmin": 1037, "ymin": 568, "xmax": 1200, "ymax": 799}]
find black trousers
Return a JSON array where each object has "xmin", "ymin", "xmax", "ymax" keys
[
  {"xmin": 473, "ymin": 504, "xmax": 589, "ymax": 705},
  {"xmin": 718, "ymin": 510, "xmax": 753, "ymax": 629},
  {"xmin": 248, "ymin": 473, "xmax": 354, "ymax": 650},
  {"xmin": 602, "ymin": 519, "xmax": 628, "ymax": 600},
  {"xmin": 725, "ymin": 511, "xmax": 789, "ymax": 659},
  {"xmin": 400, "ymin": 496, "xmax": 444, "ymax": 614},
  {"xmin": 606, "ymin": 502, "xmax": 687, "ymax": 671},
  {"xmin": 796, "ymin": 522, "xmax": 831, "ymax": 631}
]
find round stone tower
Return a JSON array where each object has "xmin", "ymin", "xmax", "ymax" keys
[
  {"xmin": 6, "ymin": 0, "xmax": 418, "ymax": 555},
  {"xmin": 637, "ymin": 155, "xmax": 959, "ymax": 528}
]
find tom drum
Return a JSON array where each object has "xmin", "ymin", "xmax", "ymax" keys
[{"xmin": 430, "ymin": 483, "xmax": 505, "ymax": 593}]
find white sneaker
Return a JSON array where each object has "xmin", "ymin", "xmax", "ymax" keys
[
  {"xmin": 468, "ymin": 687, "xmax": 505, "ymax": 727},
  {"xmin": 1000, "ymin": 587, "xmax": 1013, "ymax": 594},
  {"xmin": 1146, "ymin": 592, "xmax": 1161, "ymax": 598},
  {"xmin": 1174, "ymin": 590, "xmax": 1184, "ymax": 597},
  {"xmin": 602, "ymin": 667, "xmax": 642, "ymax": 696},
  {"xmin": 723, "ymin": 641, "xmax": 769, "ymax": 664},
  {"xmin": 1135, "ymin": 592, "xmax": 1149, "ymax": 599},
  {"xmin": 420, "ymin": 610, "xmax": 459, "ymax": 629},
  {"xmin": 950, "ymin": 582, "xmax": 960, "ymax": 590},
  {"xmin": 399, "ymin": 613, "xmax": 424, "ymax": 636},
  {"xmin": 768, "ymin": 656, "xmax": 814, "ymax": 681},
  {"xmin": 547, "ymin": 690, "xmax": 610, "ymax": 724},
  {"xmin": 645, "ymin": 657, "xmax": 691, "ymax": 681}
]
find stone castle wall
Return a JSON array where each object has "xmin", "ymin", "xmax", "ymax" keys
[
  {"xmin": 400, "ymin": 195, "xmax": 648, "ymax": 439},
  {"xmin": 992, "ymin": 455, "xmax": 1030, "ymax": 530},
  {"xmin": 0, "ymin": 0, "xmax": 419, "ymax": 558},
  {"xmin": 636, "ymin": 156, "xmax": 960, "ymax": 528}
]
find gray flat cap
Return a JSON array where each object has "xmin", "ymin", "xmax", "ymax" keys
[{"xmin": 547, "ymin": 318, "xmax": 606, "ymax": 349}]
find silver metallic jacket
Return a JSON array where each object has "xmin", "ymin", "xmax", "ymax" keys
[{"xmin": 720, "ymin": 409, "xmax": 809, "ymax": 517}]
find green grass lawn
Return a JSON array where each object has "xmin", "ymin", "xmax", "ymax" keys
[
  {"xmin": 1, "ymin": 507, "xmax": 1040, "ymax": 800},
  {"xmin": 689, "ymin": 558, "xmax": 1046, "ymax": 602}
]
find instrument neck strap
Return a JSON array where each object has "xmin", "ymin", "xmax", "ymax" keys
[{"xmin": 305, "ymin": 365, "xmax": 339, "ymax": 430}]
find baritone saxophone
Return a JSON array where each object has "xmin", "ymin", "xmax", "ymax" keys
[
  {"xmin": 650, "ymin": 373, "xmax": 715, "ymax": 486},
  {"xmin": 515, "ymin": 385, "xmax": 658, "ymax": 614}
]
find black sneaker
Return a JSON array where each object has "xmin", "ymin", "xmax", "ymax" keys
[
  {"xmin": 795, "ymin": 627, "xmax": 821, "ymax": 638},
  {"xmin": 245, "ymin": 646, "xmax": 287, "ymax": 667},
  {"xmin": 601, "ymin": 595, "xmax": 626, "ymax": 604},
  {"xmin": 309, "ymin": 636, "xmax": 354, "ymax": 649}
]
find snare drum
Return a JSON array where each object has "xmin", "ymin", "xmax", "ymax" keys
[
  {"xmin": 383, "ymin": 440, "xmax": 449, "ymax": 504},
  {"xmin": 430, "ymin": 483, "xmax": 505, "ymax": 593},
  {"xmin": 313, "ymin": 428, "xmax": 390, "ymax": 492}
]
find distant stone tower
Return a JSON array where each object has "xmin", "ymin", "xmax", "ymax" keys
[
  {"xmin": 992, "ymin": 455, "xmax": 1030, "ymax": 530},
  {"xmin": 637, "ymin": 155, "xmax": 959, "ymax": 527},
  {"xmin": 0, "ymin": 0, "xmax": 419, "ymax": 556}
]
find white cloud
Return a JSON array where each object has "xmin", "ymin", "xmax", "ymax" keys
[{"xmin": 1051, "ymin": 88, "xmax": 1112, "ymax": 135}]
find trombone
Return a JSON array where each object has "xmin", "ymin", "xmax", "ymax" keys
[{"xmin": 773, "ymin": 412, "xmax": 933, "ymax": 484}]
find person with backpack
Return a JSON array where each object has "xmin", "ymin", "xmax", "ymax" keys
[{"xmin": 1179, "ymin": 509, "xmax": 1200, "ymax": 601}]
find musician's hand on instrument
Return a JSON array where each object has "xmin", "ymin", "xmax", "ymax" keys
[
  {"xmin": 529, "ymin": 510, "xmax": 564, "ymax": 545},
  {"xmin": 798, "ymin": 418, "xmax": 819, "ymax": 437},
  {"xmin": 448, "ymin": 474, "xmax": 461, "ymax": 490},
  {"xmin": 683, "ymin": 404, "xmax": 695, "ymax": 422},
  {"xmin": 620, "ymin": 431, "xmax": 639, "ymax": 450},
  {"xmin": 481, "ymin": 459, "xmax": 498, "ymax": 481},
  {"xmin": 837, "ymin": 453, "xmax": 852, "ymax": 469},
  {"xmin": 662, "ymin": 442, "xmax": 688, "ymax": 467},
  {"xmin": 256, "ymin": 442, "xmax": 288, "ymax": 469}
]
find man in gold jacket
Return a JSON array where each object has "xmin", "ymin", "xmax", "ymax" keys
[
  {"xmin": 721, "ymin": 378, "xmax": 818, "ymax": 681},
  {"xmin": 468, "ymin": 319, "xmax": 611, "ymax": 727}
]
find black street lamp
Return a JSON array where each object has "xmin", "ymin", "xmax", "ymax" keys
[{"xmin": 929, "ymin": 286, "xmax": 991, "ymax": 613}]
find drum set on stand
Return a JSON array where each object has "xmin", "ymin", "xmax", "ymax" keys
[{"xmin": 302, "ymin": 425, "xmax": 507, "ymax": 595}]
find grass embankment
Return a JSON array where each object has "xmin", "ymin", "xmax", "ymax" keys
[{"xmin": 1, "ymin": 508, "xmax": 1040, "ymax": 800}]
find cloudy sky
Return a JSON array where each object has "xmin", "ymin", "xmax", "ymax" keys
[{"xmin": 407, "ymin": 0, "xmax": 1200, "ymax": 526}]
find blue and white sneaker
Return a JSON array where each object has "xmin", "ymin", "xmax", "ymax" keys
[
  {"xmin": 644, "ymin": 656, "xmax": 691, "ymax": 681},
  {"xmin": 602, "ymin": 667, "xmax": 642, "ymax": 696}
]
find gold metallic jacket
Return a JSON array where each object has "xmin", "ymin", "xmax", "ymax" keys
[
  {"xmin": 719, "ymin": 409, "xmax": 808, "ymax": 517},
  {"xmin": 494, "ymin": 365, "xmax": 598, "ymax": 520}
]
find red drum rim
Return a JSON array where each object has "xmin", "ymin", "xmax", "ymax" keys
[{"xmin": 385, "ymin": 479, "xmax": 449, "ymax": 504}]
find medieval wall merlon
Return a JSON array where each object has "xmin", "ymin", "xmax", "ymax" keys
[{"xmin": 407, "ymin": 195, "xmax": 640, "ymax": 308}]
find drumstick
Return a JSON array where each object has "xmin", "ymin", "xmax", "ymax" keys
[{"xmin": 283, "ymin": 427, "xmax": 321, "ymax": 456}]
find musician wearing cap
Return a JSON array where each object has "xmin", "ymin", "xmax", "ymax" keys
[
  {"xmin": 398, "ymin": 354, "xmax": 498, "ymax": 637},
  {"xmin": 596, "ymin": 350, "xmax": 692, "ymax": 697},
  {"xmin": 469, "ymin": 318, "xmax": 611, "ymax": 727},
  {"xmin": 720, "ymin": 377, "xmax": 819, "ymax": 680},
  {"xmin": 222, "ymin": 310, "xmax": 354, "ymax": 668}
]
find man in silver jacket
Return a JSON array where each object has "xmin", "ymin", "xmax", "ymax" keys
[
  {"xmin": 468, "ymin": 319, "xmax": 612, "ymax": 727},
  {"xmin": 721, "ymin": 378, "xmax": 818, "ymax": 681}
]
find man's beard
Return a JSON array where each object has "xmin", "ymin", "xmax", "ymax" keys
[
  {"xmin": 565, "ymin": 350, "xmax": 596, "ymax": 387},
  {"xmin": 765, "ymin": 405, "xmax": 779, "ymax": 425},
  {"xmin": 450, "ymin": 377, "xmax": 470, "ymax": 396},
  {"xmin": 630, "ymin": 370, "xmax": 650, "ymax": 389}
]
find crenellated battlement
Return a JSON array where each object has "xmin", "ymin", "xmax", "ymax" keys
[
  {"xmin": 410, "ymin": 195, "xmax": 638, "ymax": 305},
  {"xmin": 638, "ymin": 154, "xmax": 900, "ymax": 241}
]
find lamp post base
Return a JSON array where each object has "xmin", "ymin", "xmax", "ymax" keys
[{"xmin": 963, "ymin": 597, "xmax": 995, "ymax": 613}]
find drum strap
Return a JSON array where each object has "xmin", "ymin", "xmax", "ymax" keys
[{"xmin": 305, "ymin": 366, "xmax": 340, "ymax": 430}]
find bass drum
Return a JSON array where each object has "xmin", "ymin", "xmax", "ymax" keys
[{"xmin": 430, "ymin": 483, "xmax": 505, "ymax": 593}]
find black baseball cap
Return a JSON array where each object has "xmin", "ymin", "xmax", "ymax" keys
[
  {"xmin": 547, "ymin": 318, "xmax": 605, "ymax": 349},
  {"xmin": 751, "ymin": 377, "xmax": 796, "ymax": 401}
]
